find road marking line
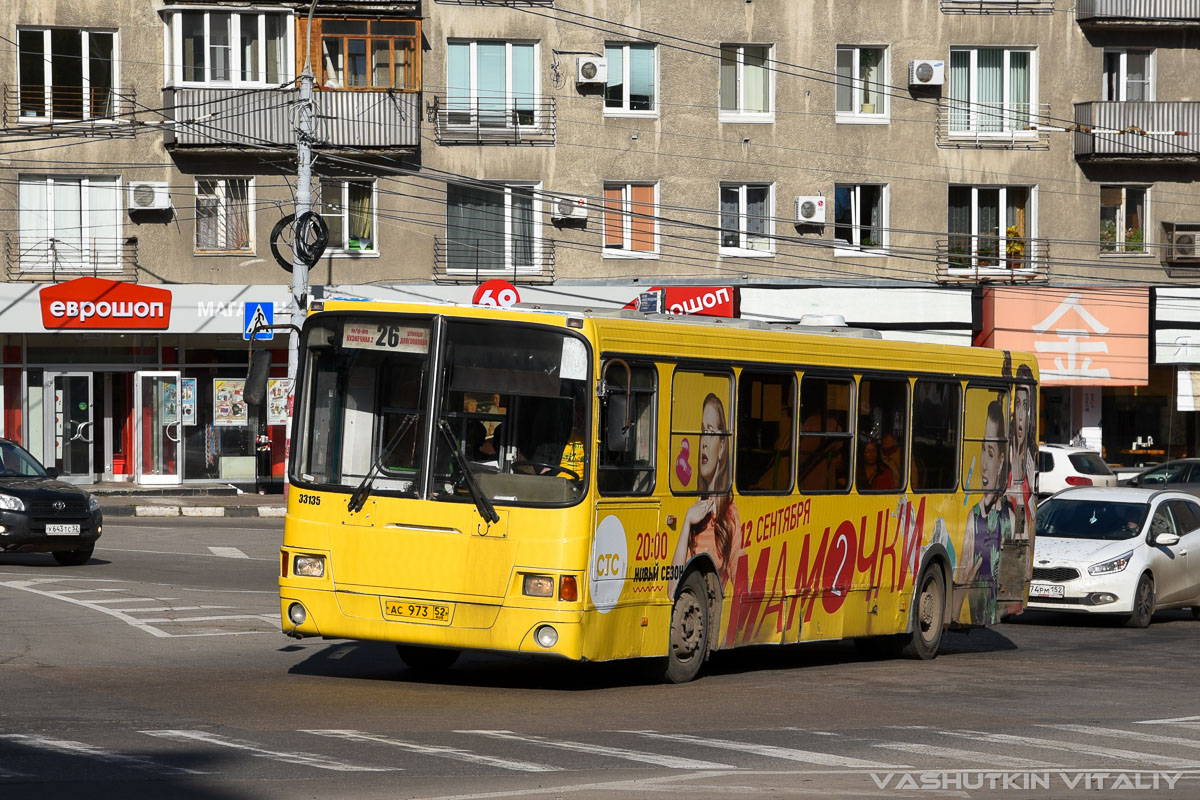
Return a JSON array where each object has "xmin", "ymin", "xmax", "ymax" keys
[
  {"xmin": 136, "ymin": 614, "xmax": 275, "ymax": 623},
  {"xmin": 940, "ymin": 729, "xmax": 1200, "ymax": 768},
  {"xmin": 1045, "ymin": 724, "xmax": 1200, "ymax": 750},
  {"xmin": 625, "ymin": 730, "xmax": 908, "ymax": 769},
  {"xmin": 1137, "ymin": 716, "xmax": 1200, "ymax": 727},
  {"xmin": 303, "ymin": 729, "xmax": 557, "ymax": 773},
  {"xmin": 458, "ymin": 730, "xmax": 735, "ymax": 770},
  {"xmin": 100, "ymin": 547, "xmax": 275, "ymax": 562},
  {"xmin": 0, "ymin": 733, "xmax": 204, "ymax": 775},
  {"xmin": 45, "ymin": 588, "xmax": 127, "ymax": 595},
  {"xmin": 208, "ymin": 546, "xmax": 249, "ymax": 559},
  {"xmin": 86, "ymin": 597, "xmax": 181, "ymax": 604},
  {"xmin": 122, "ymin": 605, "xmax": 236, "ymax": 613},
  {"xmin": 139, "ymin": 730, "xmax": 398, "ymax": 772},
  {"xmin": 872, "ymin": 741, "xmax": 1063, "ymax": 768},
  {"xmin": 412, "ymin": 771, "xmax": 745, "ymax": 800}
]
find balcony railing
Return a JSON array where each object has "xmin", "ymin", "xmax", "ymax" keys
[
  {"xmin": 430, "ymin": 96, "xmax": 556, "ymax": 146},
  {"xmin": 163, "ymin": 87, "xmax": 420, "ymax": 149},
  {"xmin": 937, "ymin": 101, "xmax": 1053, "ymax": 149},
  {"xmin": 940, "ymin": 0, "xmax": 1055, "ymax": 14},
  {"xmin": 1074, "ymin": 102, "xmax": 1200, "ymax": 159},
  {"xmin": 1077, "ymin": 0, "xmax": 1200, "ymax": 23},
  {"xmin": 2, "ymin": 84, "xmax": 136, "ymax": 131},
  {"xmin": 935, "ymin": 237, "xmax": 1049, "ymax": 283},
  {"xmin": 433, "ymin": 237, "xmax": 556, "ymax": 284},
  {"xmin": 6, "ymin": 235, "xmax": 139, "ymax": 282}
]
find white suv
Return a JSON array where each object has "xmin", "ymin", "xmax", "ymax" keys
[{"xmin": 1037, "ymin": 445, "xmax": 1117, "ymax": 498}]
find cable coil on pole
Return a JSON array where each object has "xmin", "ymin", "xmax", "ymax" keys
[{"xmin": 270, "ymin": 211, "xmax": 329, "ymax": 272}]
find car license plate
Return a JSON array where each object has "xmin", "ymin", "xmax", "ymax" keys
[
  {"xmin": 382, "ymin": 598, "xmax": 453, "ymax": 625},
  {"xmin": 1029, "ymin": 582, "xmax": 1064, "ymax": 599},
  {"xmin": 45, "ymin": 524, "xmax": 81, "ymax": 535}
]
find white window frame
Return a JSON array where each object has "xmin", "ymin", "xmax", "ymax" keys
[
  {"xmin": 719, "ymin": 182, "xmax": 775, "ymax": 257},
  {"xmin": 603, "ymin": 42, "xmax": 658, "ymax": 118},
  {"xmin": 1102, "ymin": 49, "xmax": 1155, "ymax": 102},
  {"xmin": 719, "ymin": 43, "xmax": 775, "ymax": 123},
  {"xmin": 166, "ymin": 9, "xmax": 295, "ymax": 87},
  {"xmin": 835, "ymin": 45, "xmax": 889, "ymax": 125},
  {"xmin": 948, "ymin": 46, "xmax": 1038, "ymax": 139},
  {"xmin": 320, "ymin": 179, "xmax": 379, "ymax": 256},
  {"xmin": 445, "ymin": 40, "xmax": 542, "ymax": 128},
  {"xmin": 602, "ymin": 182, "xmax": 660, "ymax": 259},
  {"xmin": 833, "ymin": 184, "xmax": 888, "ymax": 256},
  {"xmin": 1100, "ymin": 185, "xmax": 1150, "ymax": 256},
  {"xmin": 194, "ymin": 176, "xmax": 255, "ymax": 255},
  {"xmin": 947, "ymin": 184, "xmax": 1037, "ymax": 273},
  {"xmin": 17, "ymin": 27, "xmax": 120, "ymax": 123},
  {"xmin": 18, "ymin": 175, "xmax": 123, "ymax": 273},
  {"xmin": 446, "ymin": 181, "xmax": 545, "ymax": 275}
]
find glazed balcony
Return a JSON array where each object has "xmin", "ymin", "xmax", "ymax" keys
[
  {"xmin": 1074, "ymin": 101, "xmax": 1200, "ymax": 159},
  {"xmin": 1076, "ymin": 0, "xmax": 1200, "ymax": 24}
]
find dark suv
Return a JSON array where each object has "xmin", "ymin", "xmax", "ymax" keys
[{"xmin": 0, "ymin": 438, "xmax": 102, "ymax": 565}]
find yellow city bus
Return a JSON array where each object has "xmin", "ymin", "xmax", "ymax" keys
[{"xmin": 272, "ymin": 300, "xmax": 1037, "ymax": 682}]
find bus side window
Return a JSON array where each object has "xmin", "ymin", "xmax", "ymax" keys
[
  {"xmin": 911, "ymin": 380, "xmax": 961, "ymax": 492},
  {"xmin": 856, "ymin": 377, "xmax": 909, "ymax": 494},
  {"xmin": 736, "ymin": 370, "xmax": 796, "ymax": 494},
  {"xmin": 797, "ymin": 375, "xmax": 853, "ymax": 494},
  {"xmin": 598, "ymin": 362, "xmax": 657, "ymax": 495}
]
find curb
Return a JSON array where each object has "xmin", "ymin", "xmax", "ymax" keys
[{"xmin": 102, "ymin": 505, "xmax": 287, "ymax": 519}]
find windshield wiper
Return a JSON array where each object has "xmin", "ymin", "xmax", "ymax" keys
[
  {"xmin": 438, "ymin": 419, "xmax": 499, "ymax": 525},
  {"xmin": 347, "ymin": 415, "xmax": 416, "ymax": 514}
]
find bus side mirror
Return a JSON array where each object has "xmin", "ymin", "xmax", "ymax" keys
[
  {"xmin": 605, "ymin": 395, "xmax": 630, "ymax": 453},
  {"xmin": 245, "ymin": 349, "xmax": 272, "ymax": 406}
]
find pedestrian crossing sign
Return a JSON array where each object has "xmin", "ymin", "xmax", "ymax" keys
[{"xmin": 244, "ymin": 302, "xmax": 274, "ymax": 340}]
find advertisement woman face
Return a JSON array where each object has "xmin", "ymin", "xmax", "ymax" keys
[
  {"xmin": 699, "ymin": 397, "xmax": 726, "ymax": 489},
  {"xmin": 981, "ymin": 414, "xmax": 1003, "ymax": 498},
  {"xmin": 1014, "ymin": 386, "xmax": 1030, "ymax": 453}
]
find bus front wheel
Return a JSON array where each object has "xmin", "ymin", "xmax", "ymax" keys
[
  {"xmin": 900, "ymin": 566, "xmax": 946, "ymax": 660},
  {"xmin": 396, "ymin": 645, "xmax": 460, "ymax": 672},
  {"xmin": 662, "ymin": 571, "xmax": 710, "ymax": 684}
]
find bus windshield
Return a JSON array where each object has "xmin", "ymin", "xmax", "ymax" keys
[{"xmin": 294, "ymin": 314, "xmax": 590, "ymax": 507}]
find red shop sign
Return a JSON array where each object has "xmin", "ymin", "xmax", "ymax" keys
[
  {"xmin": 623, "ymin": 286, "xmax": 739, "ymax": 318},
  {"xmin": 40, "ymin": 277, "xmax": 172, "ymax": 330}
]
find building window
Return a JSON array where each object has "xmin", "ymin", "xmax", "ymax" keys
[
  {"xmin": 18, "ymin": 28, "xmax": 116, "ymax": 121},
  {"xmin": 446, "ymin": 182, "xmax": 542, "ymax": 273},
  {"xmin": 602, "ymin": 183, "xmax": 658, "ymax": 257},
  {"xmin": 948, "ymin": 185, "xmax": 1033, "ymax": 270},
  {"xmin": 447, "ymin": 41, "xmax": 538, "ymax": 126},
  {"xmin": 1100, "ymin": 186, "xmax": 1147, "ymax": 254},
  {"xmin": 309, "ymin": 18, "xmax": 420, "ymax": 91},
  {"xmin": 605, "ymin": 43, "xmax": 656, "ymax": 114},
  {"xmin": 948, "ymin": 47, "xmax": 1035, "ymax": 136},
  {"xmin": 168, "ymin": 11, "xmax": 292, "ymax": 86},
  {"xmin": 835, "ymin": 46, "xmax": 887, "ymax": 122},
  {"xmin": 719, "ymin": 183, "xmax": 774, "ymax": 255},
  {"xmin": 1103, "ymin": 50, "xmax": 1153, "ymax": 102},
  {"xmin": 18, "ymin": 175, "xmax": 121, "ymax": 272},
  {"xmin": 195, "ymin": 178, "xmax": 252, "ymax": 254},
  {"xmin": 320, "ymin": 180, "xmax": 377, "ymax": 254},
  {"xmin": 720, "ymin": 44, "xmax": 773, "ymax": 120},
  {"xmin": 834, "ymin": 184, "xmax": 886, "ymax": 252}
]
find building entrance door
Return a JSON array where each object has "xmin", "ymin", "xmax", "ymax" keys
[
  {"xmin": 44, "ymin": 372, "xmax": 94, "ymax": 483},
  {"xmin": 135, "ymin": 371, "xmax": 182, "ymax": 485}
]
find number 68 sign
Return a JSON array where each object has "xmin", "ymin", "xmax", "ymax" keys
[{"xmin": 472, "ymin": 279, "xmax": 521, "ymax": 308}]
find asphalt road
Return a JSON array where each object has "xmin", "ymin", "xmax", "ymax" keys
[{"xmin": 2, "ymin": 518, "xmax": 1200, "ymax": 799}]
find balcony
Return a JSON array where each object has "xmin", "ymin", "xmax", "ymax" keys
[
  {"xmin": 6, "ymin": 235, "xmax": 139, "ymax": 282},
  {"xmin": 940, "ymin": 0, "xmax": 1055, "ymax": 14},
  {"xmin": 1074, "ymin": 102, "xmax": 1200, "ymax": 160},
  {"xmin": 163, "ymin": 87, "xmax": 419, "ymax": 150},
  {"xmin": 1077, "ymin": 0, "xmax": 1200, "ymax": 25},
  {"xmin": 430, "ymin": 96, "xmax": 556, "ymax": 146},
  {"xmin": 935, "ymin": 237, "xmax": 1050, "ymax": 283},
  {"xmin": 433, "ymin": 237, "xmax": 556, "ymax": 284},
  {"xmin": 2, "ymin": 84, "xmax": 137, "ymax": 134},
  {"xmin": 936, "ymin": 102, "xmax": 1052, "ymax": 149}
]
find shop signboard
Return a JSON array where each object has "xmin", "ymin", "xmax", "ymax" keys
[
  {"xmin": 622, "ymin": 286, "xmax": 738, "ymax": 317},
  {"xmin": 213, "ymin": 379, "xmax": 247, "ymax": 427},
  {"xmin": 39, "ymin": 277, "xmax": 172, "ymax": 330}
]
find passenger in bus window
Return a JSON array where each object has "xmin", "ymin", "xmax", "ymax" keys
[
  {"xmin": 961, "ymin": 399, "xmax": 1014, "ymax": 625},
  {"xmin": 880, "ymin": 431, "xmax": 901, "ymax": 480},
  {"xmin": 858, "ymin": 440, "xmax": 896, "ymax": 491},
  {"xmin": 1010, "ymin": 365, "xmax": 1036, "ymax": 540},
  {"xmin": 670, "ymin": 393, "xmax": 742, "ymax": 592}
]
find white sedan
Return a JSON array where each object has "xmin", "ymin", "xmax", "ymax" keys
[{"xmin": 1028, "ymin": 487, "xmax": 1200, "ymax": 627}]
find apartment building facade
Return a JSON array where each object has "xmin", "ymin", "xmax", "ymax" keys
[{"xmin": 1, "ymin": 0, "xmax": 1199, "ymax": 484}]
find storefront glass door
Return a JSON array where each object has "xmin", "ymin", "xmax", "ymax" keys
[
  {"xmin": 44, "ymin": 372, "xmax": 93, "ymax": 483},
  {"xmin": 135, "ymin": 371, "xmax": 182, "ymax": 485}
]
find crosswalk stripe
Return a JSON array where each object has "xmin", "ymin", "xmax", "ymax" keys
[
  {"xmin": 626, "ymin": 730, "xmax": 908, "ymax": 769},
  {"xmin": 0, "ymin": 733, "xmax": 203, "ymax": 775},
  {"xmin": 1045, "ymin": 724, "xmax": 1200, "ymax": 750},
  {"xmin": 136, "ymin": 614, "xmax": 273, "ymax": 623},
  {"xmin": 86, "ymin": 597, "xmax": 180, "ymax": 604},
  {"xmin": 140, "ymin": 730, "xmax": 397, "ymax": 772},
  {"xmin": 1137, "ymin": 716, "xmax": 1200, "ymax": 725},
  {"xmin": 303, "ymin": 729, "xmax": 557, "ymax": 772},
  {"xmin": 872, "ymin": 741, "xmax": 1063, "ymax": 768},
  {"xmin": 208, "ymin": 546, "xmax": 250, "ymax": 559},
  {"xmin": 458, "ymin": 730, "xmax": 735, "ymax": 770},
  {"xmin": 939, "ymin": 729, "xmax": 1200, "ymax": 768}
]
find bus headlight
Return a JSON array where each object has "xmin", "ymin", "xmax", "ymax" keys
[
  {"xmin": 522, "ymin": 574, "xmax": 554, "ymax": 597},
  {"xmin": 288, "ymin": 602, "xmax": 307, "ymax": 625},
  {"xmin": 293, "ymin": 555, "xmax": 325, "ymax": 577},
  {"xmin": 535, "ymin": 625, "xmax": 558, "ymax": 648}
]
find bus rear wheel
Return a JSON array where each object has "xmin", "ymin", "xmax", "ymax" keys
[
  {"xmin": 900, "ymin": 566, "xmax": 946, "ymax": 660},
  {"xmin": 662, "ymin": 571, "xmax": 710, "ymax": 684},
  {"xmin": 396, "ymin": 645, "xmax": 460, "ymax": 672}
]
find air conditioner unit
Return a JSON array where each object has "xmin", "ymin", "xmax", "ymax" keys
[
  {"xmin": 909, "ymin": 60, "xmax": 946, "ymax": 87},
  {"xmin": 1171, "ymin": 228, "xmax": 1200, "ymax": 261},
  {"xmin": 576, "ymin": 56, "xmax": 608, "ymax": 85},
  {"xmin": 794, "ymin": 196, "xmax": 826, "ymax": 225},
  {"xmin": 551, "ymin": 196, "xmax": 588, "ymax": 221},
  {"xmin": 127, "ymin": 181, "xmax": 171, "ymax": 211}
]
